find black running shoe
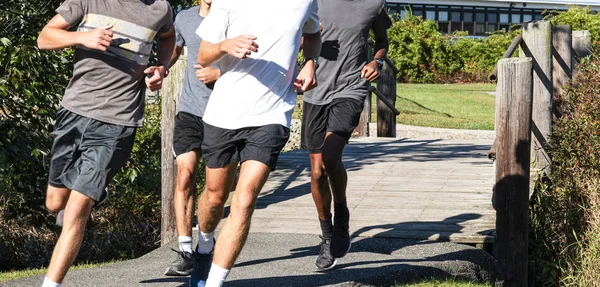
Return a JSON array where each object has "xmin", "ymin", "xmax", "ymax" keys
[
  {"xmin": 92, "ymin": 187, "xmax": 110, "ymax": 209},
  {"xmin": 190, "ymin": 252, "xmax": 213, "ymax": 287},
  {"xmin": 331, "ymin": 203, "xmax": 351, "ymax": 258},
  {"xmin": 315, "ymin": 236, "xmax": 337, "ymax": 271},
  {"xmin": 164, "ymin": 249, "xmax": 195, "ymax": 276}
]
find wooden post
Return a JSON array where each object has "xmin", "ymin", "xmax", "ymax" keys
[
  {"xmin": 355, "ymin": 44, "xmax": 374, "ymax": 137},
  {"xmin": 572, "ymin": 30, "xmax": 592, "ymax": 61},
  {"xmin": 552, "ymin": 25, "xmax": 572, "ymax": 120},
  {"xmin": 160, "ymin": 53, "xmax": 187, "ymax": 246},
  {"xmin": 493, "ymin": 57, "xmax": 534, "ymax": 287},
  {"xmin": 355, "ymin": 92, "xmax": 371, "ymax": 137},
  {"xmin": 520, "ymin": 20, "xmax": 553, "ymax": 177},
  {"xmin": 376, "ymin": 60, "xmax": 397, "ymax": 137}
]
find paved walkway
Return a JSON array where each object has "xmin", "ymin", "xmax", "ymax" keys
[{"xmin": 6, "ymin": 135, "xmax": 500, "ymax": 286}]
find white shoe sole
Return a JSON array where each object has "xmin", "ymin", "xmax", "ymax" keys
[{"xmin": 315, "ymin": 259, "xmax": 337, "ymax": 272}]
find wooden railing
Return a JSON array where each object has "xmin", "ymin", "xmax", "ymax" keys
[
  {"xmin": 490, "ymin": 21, "xmax": 592, "ymax": 286},
  {"xmin": 355, "ymin": 40, "xmax": 400, "ymax": 138}
]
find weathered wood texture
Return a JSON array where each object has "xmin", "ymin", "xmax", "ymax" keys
[
  {"xmin": 160, "ymin": 53, "xmax": 186, "ymax": 245},
  {"xmin": 572, "ymin": 30, "xmax": 592, "ymax": 60},
  {"xmin": 248, "ymin": 137, "xmax": 496, "ymax": 245},
  {"xmin": 521, "ymin": 20, "xmax": 553, "ymax": 177},
  {"xmin": 552, "ymin": 25, "xmax": 572, "ymax": 105},
  {"xmin": 355, "ymin": 92, "xmax": 371, "ymax": 137},
  {"xmin": 377, "ymin": 60, "xmax": 397, "ymax": 137},
  {"xmin": 493, "ymin": 58, "xmax": 534, "ymax": 287}
]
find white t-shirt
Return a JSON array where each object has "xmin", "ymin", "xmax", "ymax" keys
[{"xmin": 196, "ymin": 0, "xmax": 320, "ymax": 129}]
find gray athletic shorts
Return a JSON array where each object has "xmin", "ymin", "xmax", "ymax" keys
[{"xmin": 47, "ymin": 107, "xmax": 136, "ymax": 201}]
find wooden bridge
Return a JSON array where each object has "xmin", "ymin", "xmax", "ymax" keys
[{"xmin": 251, "ymin": 136, "xmax": 495, "ymax": 246}]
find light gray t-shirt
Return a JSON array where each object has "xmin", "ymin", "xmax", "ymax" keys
[
  {"xmin": 57, "ymin": 0, "xmax": 173, "ymax": 127},
  {"xmin": 174, "ymin": 6, "xmax": 214, "ymax": 118},
  {"xmin": 303, "ymin": 0, "xmax": 392, "ymax": 105}
]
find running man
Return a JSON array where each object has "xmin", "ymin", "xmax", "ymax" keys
[
  {"xmin": 163, "ymin": 0, "xmax": 220, "ymax": 277},
  {"xmin": 301, "ymin": 0, "xmax": 392, "ymax": 271},
  {"xmin": 189, "ymin": 0, "xmax": 321, "ymax": 286},
  {"xmin": 37, "ymin": 0, "xmax": 174, "ymax": 286}
]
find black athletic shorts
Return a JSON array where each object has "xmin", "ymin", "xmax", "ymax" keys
[
  {"xmin": 173, "ymin": 112, "xmax": 204, "ymax": 157},
  {"xmin": 201, "ymin": 123, "xmax": 290, "ymax": 171},
  {"xmin": 301, "ymin": 98, "xmax": 364, "ymax": 153},
  {"xmin": 48, "ymin": 107, "xmax": 136, "ymax": 202}
]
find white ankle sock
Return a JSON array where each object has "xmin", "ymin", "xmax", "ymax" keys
[
  {"xmin": 42, "ymin": 277, "xmax": 61, "ymax": 287},
  {"xmin": 205, "ymin": 263, "xmax": 229, "ymax": 287},
  {"xmin": 178, "ymin": 236, "xmax": 193, "ymax": 253},
  {"xmin": 196, "ymin": 230, "xmax": 215, "ymax": 254},
  {"xmin": 55, "ymin": 210, "xmax": 64, "ymax": 227}
]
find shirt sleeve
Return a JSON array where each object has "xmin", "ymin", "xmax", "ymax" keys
[
  {"xmin": 158, "ymin": 3, "xmax": 174, "ymax": 34},
  {"xmin": 302, "ymin": 0, "xmax": 320, "ymax": 34},
  {"xmin": 372, "ymin": 6, "xmax": 393, "ymax": 32},
  {"xmin": 55, "ymin": 0, "xmax": 86, "ymax": 27},
  {"xmin": 174, "ymin": 13, "xmax": 184, "ymax": 48},
  {"xmin": 196, "ymin": 0, "xmax": 230, "ymax": 43}
]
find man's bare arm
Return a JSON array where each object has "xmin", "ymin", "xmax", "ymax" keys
[
  {"xmin": 145, "ymin": 27, "xmax": 176, "ymax": 91},
  {"xmin": 295, "ymin": 31, "xmax": 321, "ymax": 92},
  {"xmin": 372, "ymin": 25, "xmax": 389, "ymax": 61},
  {"xmin": 302, "ymin": 32, "xmax": 321, "ymax": 61},
  {"xmin": 168, "ymin": 45, "xmax": 184, "ymax": 69},
  {"xmin": 38, "ymin": 14, "xmax": 113, "ymax": 51},
  {"xmin": 197, "ymin": 35, "xmax": 259, "ymax": 67}
]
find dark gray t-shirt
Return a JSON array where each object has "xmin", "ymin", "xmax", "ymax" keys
[
  {"xmin": 174, "ymin": 6, "xmax": 213, "ymax": 118},
  {"xmin": 304, "ymin": 0, "xmax": 392, "ymax": 105},
  {"xmin": 57, "ymin": 0, "xmax": 173, "ymax": 127}
]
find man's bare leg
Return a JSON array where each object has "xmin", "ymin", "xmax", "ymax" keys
[
  {"xmin": 309, "ymin": 153, "xmax": 332, "ymax": 221},
  {"xmin": 321, "ymin": 132, "xmax": 347, "ymax": 202},
  {"xmin": 46, "ymin": 185, "xmax": 71, "ymax": 223},
  {"xmin": 45, "ymin": 190, "xmax": 94, "ymax": 284},
  {"xmin": 175, "ymin": 151, "xmax": 200, "ymax": 244},
  {"xmin": 196, "ymin": 162, "xmax": 237, "ymax": 249},
  {"xmin": 199, "ymin": 160, "xmax": 270, "ymax": 287}
]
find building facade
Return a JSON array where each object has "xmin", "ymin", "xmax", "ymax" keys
[{"xmin": 386, "ymin": 0, "xmax": 600, "ymax": 35}]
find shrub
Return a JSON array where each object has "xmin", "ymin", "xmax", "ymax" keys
[
  {"xmin": 386, "ymin": 12, "xmax": 518, "ymax": 83},
  {"xmin": 0, "ymin": 0, "xmax": 198, "ymax": 271},
  {"xmin": 545, "ymin": 5, "xmax": 600, "ymax": 42},
  {"xmin": 529, "ymin": 49, "xmax": 600, "ymax": 286}
]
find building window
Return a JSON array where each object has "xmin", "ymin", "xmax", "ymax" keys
[
  {"xmin": 523, "ymin": 14, "xmax": 533, "ymax": 22},
  {"xmin": 464, "ymin": 12, "xmax": 473, "ymax": 22},
  {"xmin": 476, "ymin": 12, "xmax": 485, "ymax": 23},
  {"xmin": 439, "ymin": 11, "xmax": 449, "ymax": 22},
  {"xmin": 500, "ymin": 13, "xmax": 509, "ymax": 24},
  {"xmin": 476, "ymin": 23, "xmax": 485, "ymax": 35},
  {"xmin": 400, "ymin": 10, "xmax": 408, "ymax": 19},
  {"xmin": 426, "ymin": 10, "xmax": 436, "ymax": 20},
  {"xmin": 451, "ymin": 11, "xmax": 461, "ymax": 22},
  {"xmin": 511, "ymin": 14, "xmax": 521, "ymax": 24},
  {"xmin": 488, "ymin": 23, "xmax": 497, "ymax": 32},
  {"xmin": 488, "ymin": 13, "xmax": 498, "ymax": 23}
]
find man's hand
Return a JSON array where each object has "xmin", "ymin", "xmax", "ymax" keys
[
  {"xmin": 361, "ymin": 60, "xmax": 380, "ymax": 82},
  {"xmin": 294, "ymin": 61, "xmax": 317, "ymax": 92},
  {"xmin": 194, "ymin": 64, "xmax": 220, "ymax": 84},
  {"xmin": 76, "ymin": 25, "xmax": 114, "ymax": 52},
  {"xmin": 144, "ymin": 66, "xmax": 167, "ymax": 92},
  {"xmin": 221, "ymin": 34, "xmax": 259, "ymax": 59}
]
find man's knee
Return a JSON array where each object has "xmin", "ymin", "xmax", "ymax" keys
[
  {"xmin": 204, "ymin": 185, "xmax": 229, "ymax": 207},
  {"xmin": 310, "ymin": 165, "xmax": 327, "ymax": 182},
  {"xmin": 232, "ymin": 192, "xmax": 257, "ymax": 218},
  {"xmin": 322, "ymin": 153, "xmax": 342, "ymax": 171},
  {"xmin": 176, "ymin": 164, "xmax": 197, "ymax": 193},
  {"xmin": 46, "ymin": 186, "xmax": 70, "ymax": 213}
]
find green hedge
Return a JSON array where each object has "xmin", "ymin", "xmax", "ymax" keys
[{"xmin": 386, "ymin": 6, "xmax": 599, "ymax": 83}]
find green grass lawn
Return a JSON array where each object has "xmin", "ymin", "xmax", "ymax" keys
[
  {"xmin": 396, "ymin": 278, "xmax": 493, "ymax": 287},
  {"xmin": 0, "ymin": 261, "xmax": 116, "ymax": 283},
  {"xmin": 379, "ymin": 83, "xmax": 496, "ymax": 130},
  {"xmin": 295, "ymin": 83, "xmax": 496, "ymax": 131}
]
